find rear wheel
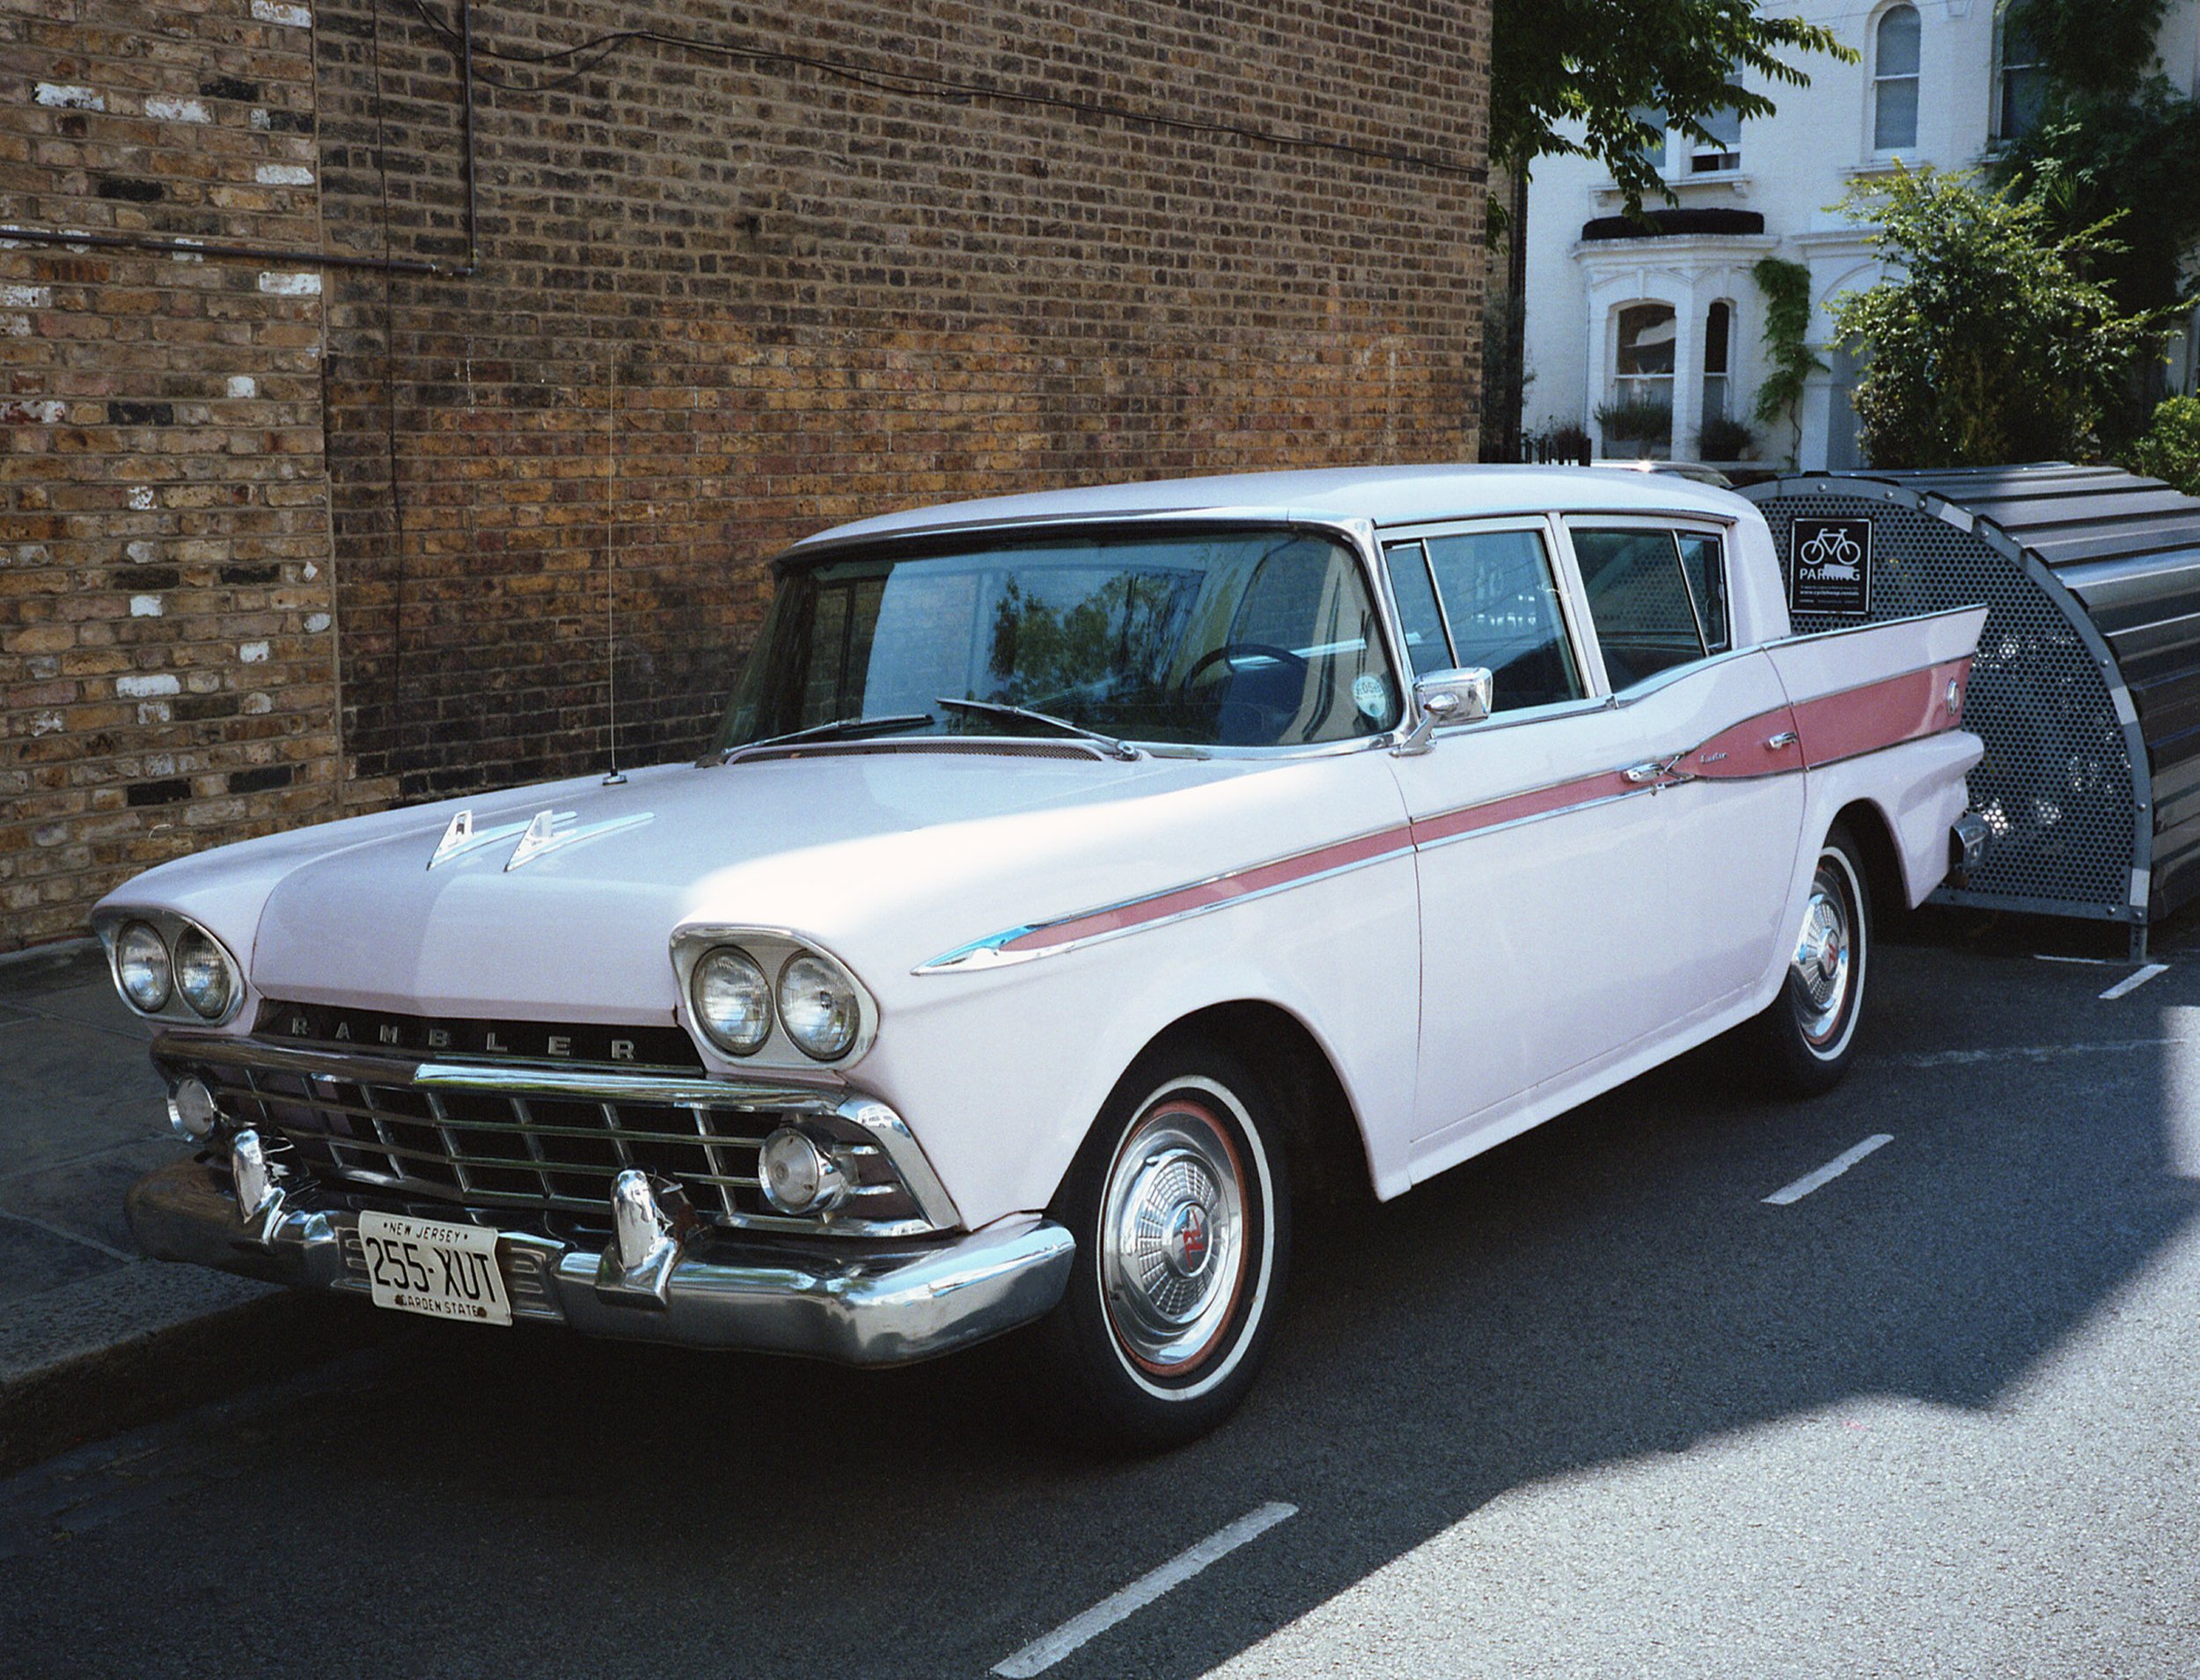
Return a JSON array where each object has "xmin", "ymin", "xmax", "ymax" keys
[
  {"xmin": 1032, "ymin": 1042, "xmax": 1289, "ymax": 1450},
  {"xmin": 1753, "ymin": 825, "xmax": 1871, "ymax": 1095}
]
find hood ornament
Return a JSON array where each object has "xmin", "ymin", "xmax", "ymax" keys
[{"xmin": 428, "ymin": 806, "xmax": 653, "ymax": 872}]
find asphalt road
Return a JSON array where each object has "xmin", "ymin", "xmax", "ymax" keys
[{"xmin": 4, "ymin": 914, "xmax": 2198, "ymax": 1679}]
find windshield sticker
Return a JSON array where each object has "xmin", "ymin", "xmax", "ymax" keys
[{"xmin": 1352, "ymin": 672, "xmax": 1391, "ymax": 721}]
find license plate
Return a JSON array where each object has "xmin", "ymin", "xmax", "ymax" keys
[{"xmin": 357, "ymin": 1211, "xmax": 512, "ymax": 1327}]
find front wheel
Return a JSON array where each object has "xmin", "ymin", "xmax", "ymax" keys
[
  {"xmin": 1031, "ymin": 1043, "xmax": 1290, "ymax": 1450},
  {"xmin": 1752, "ymin": 825, "xmax": 1871, "ymax": 1095}
]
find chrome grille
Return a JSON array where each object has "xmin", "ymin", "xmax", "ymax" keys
[{"xmin": 158, "ymin": 1037, "xmax": 941, "ymax": 1238}]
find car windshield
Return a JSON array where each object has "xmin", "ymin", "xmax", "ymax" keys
[{"xmin": 715, "ymin": 528, "xmax": 1403, "ymax": 752}]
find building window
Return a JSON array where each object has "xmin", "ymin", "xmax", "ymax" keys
[
  {"xmin": 1873, "ymin": 4, "xmax": 1921, "ymax": 153},
  {"xmin": 1993, "ymin": 4, "xmax": 2047, "ymax": 143},
  {"xmin": 1606, "ymin": 303, "xmax": 1677, "ymax": 455},
  {"xmin": 1701, "ymin": 300, "xmax": 1733, "ymax": 431},
  {"xmin": 1626, "ymin": 102, "xmax": 1742, "ymax": 179}
]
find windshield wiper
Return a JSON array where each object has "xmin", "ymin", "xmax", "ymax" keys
[
  {"xmin": 935, "ymin": 696, "xmax": 1140, "ymax": 760},
  {"xmin": 716, "ymin": 712, "xmax": 935, "ymax": 763}
]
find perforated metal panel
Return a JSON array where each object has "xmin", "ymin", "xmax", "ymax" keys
[{"xmin": 1749, "ymin": 488, "xmax": 2139, "ymax": 922}]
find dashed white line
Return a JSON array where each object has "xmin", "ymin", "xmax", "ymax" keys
[
  {"xmin": 1895, "ymin": 1036, "xmax": 2184, "ymax": 1068},
  {"xmin": 2100, "ymin": 964, "xmax": 2169, "ymax": 1001},
  {"xmin": 2035, "ymin": 953, "xmax": 2116, "ymax": 965},
  {"xmin": 1763, "ymin": 1134, "xmax": 1893, "ymax": 1207},
  {"xmin": 991, "ymin": 1501, "xmax": 1297, "ymax": 1677}
]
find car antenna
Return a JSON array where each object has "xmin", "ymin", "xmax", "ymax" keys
[{"xmin": 601, "ymin": 337, "xmax": 626, "ymax": 787}]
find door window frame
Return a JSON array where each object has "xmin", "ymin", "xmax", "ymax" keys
[
  {"xmin": 1553, "ymin": 514, "xmax": 1742, "ymax": 701},
  {"xmin": 1378, "ymin": 514, "xmax": 1602, "ymax": 730}
]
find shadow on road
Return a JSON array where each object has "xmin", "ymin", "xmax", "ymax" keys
[{"xmin": 4, "ymin": 928, "xmax": 2196, "ymax": 1677}]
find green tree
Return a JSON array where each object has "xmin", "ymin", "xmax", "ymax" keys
[
  {"xmin": 1991, "ymin": 0, "xmax": 2200, "ymax": 437},
  {"xmin": 1491, "ymin": 0, "xmax": 1851, "ymax": 216},
  {"xmin": 1830, "ymin": 167, "xmax": 2175, "ymax": 467}
]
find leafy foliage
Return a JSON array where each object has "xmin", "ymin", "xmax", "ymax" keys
[
  {"xmin": 1593, "ymin": 392, "xmax": 1673, "ymax": 446},
  {"xmin": 1750, "ymin": 256, "xmax": 1823, "ymax": 467},
  {"xmin": 2006, "ymin": 0, "xmax": 2169, "ymax": 100},
  {"xmin": 1490, "ymin": 0, "xmax": 1852, "ymax": 216},
  {"xmin": 1696, "ymin": 414, "xmax": 1756, "ymax": 461},
  {"xmin": 1830, "ymin": 167, "xmax": 2177, "ymax": 467},
  {"xmin": 2130, "ymin": 396, "xmax": 2200, "ymax": 495}
]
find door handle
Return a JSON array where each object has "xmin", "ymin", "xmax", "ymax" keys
[
  {"xmin": 1623, "ymin": 753, "xmax": 1687, "ymax": 784},
  {"xmin": 1767, "ymin": 730, "xmax": 1799, "ymax": 750}
]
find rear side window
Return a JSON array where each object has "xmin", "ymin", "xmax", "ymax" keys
[
  {"xmin": 1400, "ymin": 529, "xmax": 1584, "ymax": 714},
  {"xmin": 1571, "ymin": 527, "xmax": 1726, "ymax": 689}
]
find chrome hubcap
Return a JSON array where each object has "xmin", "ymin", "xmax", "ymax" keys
[
  {"xmin": 1099, "ymin": 1098, "xmax": 1247, "ymax": 1376},
  {"xmin": 1790, "ymin": 862, "xmax": 1853, "ymax": 1045}
]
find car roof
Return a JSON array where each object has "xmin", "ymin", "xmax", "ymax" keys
[{"xmin": 791, "ymin": 464, "xmax": 1751, "ymax": 553}]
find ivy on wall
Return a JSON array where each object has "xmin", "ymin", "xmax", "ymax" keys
[{"xmin": 1750, "ymin": 257, "xmax": 1822, "ymax": 468}]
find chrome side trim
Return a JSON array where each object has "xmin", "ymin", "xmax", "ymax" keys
[
  {"xmin": 1407, "ymin": 785, "xmax": 1659, "ymax": 855},
  {"xmin": 913, "ymin": 823, "xmax": 1414, "ymax": 974}
]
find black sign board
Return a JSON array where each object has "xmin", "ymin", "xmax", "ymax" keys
[{"xmin": 1789, "ymin": 516, "xmax": 1874, "ymax": 617}]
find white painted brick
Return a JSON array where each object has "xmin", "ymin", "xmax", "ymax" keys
[
  {"xmin": 136, "ymin": 701, "xmax": 172, "ymax": 724},
  {"xmin": 302, "ymin": 561, "xmax": 319, "ymax": 579},
  {"xmin": 238, "ymin": 641, "xmax": 270, "ymax": 664},
  {"xmin": 251, "ymin": 108, "xmax": 272, "ymax": 131},
  {"xmin": 128, "ymin": 486, "xmax": 155, "ymax": 510},
  {"xmin": 1, "ymin": 400, "xmax": 63, "ymax": 424},
  {"xmin": 144, "ymin": 753, "xmax": 174, "ymax": 776},
  {"xmin": 144, "ymin": 96, "xmax": 210, "ymax": 123},
  {"xmin": 34, "ymin": 84, "xmax": 105, "ymax": 111},
  {"xmin": 29, "ymin": 712, "xmax": 63, "ymax": 737},
  {"xmin": 251, "ymin": 0, "xmax": 312, "ymax": 25},
  {"xmin": 117, "ymin": 673, "xmax": 181, "ymax": 699},
  {"xmin": 225, "ymin": 376, "xmax": 258, "ymax": 399},
  {"xmin": 304, "ymin": 612, "xmax": 330, "ymax": 633},
  {"xmin": 126, "ymin": 540, "xmax": 158, "ymax": 562},
  {"xmin": 0, "ymin": 285, "xmax": 50, "ymax": 309},
  {"xmin": 0, "ymin": 317, "xmax": 27, "ymax": 338},
  {"xmin": 241, "ymin": 693, "xmax": 274, "ymax": 715},
  {"xmin": 255, "ymin": 164, "xmax": 314, "ymax": 187},
  {"xmin": 130, "ymin": 595, "xmax": 164, "ymax": 617},
  {"xmin": 257, "ymin": 271, "xmax": 321, "ymax": 297}
]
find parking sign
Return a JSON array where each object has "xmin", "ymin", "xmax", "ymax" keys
[{"xmin": 1790, "ymin": 517, "xmax": 1874, "ymax": 616}]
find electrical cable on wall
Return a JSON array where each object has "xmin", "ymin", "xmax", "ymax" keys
[{"xmin": 395, "ymin": 0, "xmax": 1479, "ymax": 180}]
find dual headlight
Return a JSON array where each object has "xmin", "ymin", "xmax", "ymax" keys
[
  {"xmin": 690, "ymin": 943, "xmax": 863, "ymax": 1062},
  {"xmin": 112, "ymin": 918, "xmax": 241, "ymax": 1023}
]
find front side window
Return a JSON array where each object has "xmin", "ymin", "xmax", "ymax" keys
[
  {"xmin": 1571, "ymin": 526, "xmax": 1727, "ymax": 689},
  {"xmin": 1387, "ymin": 530, "xmax": 1583, "ymax": 715},
  {"xmin": 1874, "ymin": 4, "xmax": 1922, "ymax": 153},
  {"xmin": 718, "ymin": 529, "xmax": 1402, "ymax": 752}
]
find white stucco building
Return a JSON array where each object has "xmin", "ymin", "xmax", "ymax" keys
[{"xmin": 1520, "ymin": 1, "xmax": 2200, "ymax": 470}]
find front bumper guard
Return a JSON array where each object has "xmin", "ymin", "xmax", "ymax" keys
[{"xmin": 126, "ymin": 1157, "xmax": 1074, "ymax": 1367}]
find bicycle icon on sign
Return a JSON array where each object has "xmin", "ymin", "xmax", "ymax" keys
[{"xmin": 1799, "ymin": 526, "xmax": 1863, "ymax": 579}]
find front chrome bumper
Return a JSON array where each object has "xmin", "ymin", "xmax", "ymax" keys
[{"xmin": 126, "ymin": 1158, "xmax": 1074, "ymax": 1366}]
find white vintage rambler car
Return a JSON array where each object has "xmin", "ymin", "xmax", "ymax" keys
[{"xmin": 103, "ymin": 466, "xmax": 1989, "ymax": 1446}]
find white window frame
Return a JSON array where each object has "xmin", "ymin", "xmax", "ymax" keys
[{"xmin": 1869, "ymin": 2, "xmax": 1923, "ymax": 158}]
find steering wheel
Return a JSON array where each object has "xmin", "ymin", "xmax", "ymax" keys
[{"xmin": 1177, "ymin": 642, "xmax": 1310, "ymax": 696}]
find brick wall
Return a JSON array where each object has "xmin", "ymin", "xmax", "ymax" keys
[
  {"xmin": 1, "ymin": 0, "xmax": 342, "ymax": 950},
  {"xmin": 3, "ymin": 0, "xmax": 1489, "ymax": 950}
]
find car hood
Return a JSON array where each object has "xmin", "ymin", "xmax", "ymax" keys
[{"xmin": 113, "ymin": 746, "xmax": 1391, "ymax": 1025}]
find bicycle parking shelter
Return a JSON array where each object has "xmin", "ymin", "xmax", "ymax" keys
[{"xmin": 1743, "ymin": 466, "xmax": 2200, "ymax": 958}]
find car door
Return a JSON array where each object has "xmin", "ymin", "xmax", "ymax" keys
[
  {"xmin": 1385, "ymin": 518, "xmax": 1691, "ymax": 1146},
  {"xmin": 1561, "ymin": 517, "xmax": 1803, "ymax": 1012}
]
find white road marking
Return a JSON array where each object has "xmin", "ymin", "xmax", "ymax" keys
[
  {"xmin": 2035, "ymin": 953, "xmax": 2116, "ymax": 965},
  {"xmin": 2100, "ymin": 964, "xmax": 2169, "ymax": 1001},
  {"xmin": 991, "ymin": 1501, "xmax": 1297, "ymax": 1677},
  {"xmin": 1763, "ymin": 1134, "xmax": 1893, "ymax": 1207},
  {"xmin": 1896, "ymin": 1036, "xmax": 2184, "ymax": 1068}
]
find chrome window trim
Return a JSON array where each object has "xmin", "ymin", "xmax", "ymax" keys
[
  {"xmin": 1378, "ymin": 513, "xmax": 1599, "ymax": 716},
  {"xmin": 1559, "ymin": 512, "xmax": 1741, "ymax": 697},
  {"xmin": 751, "ymin": 511, "xmax": 1416, "ymax": 761}
]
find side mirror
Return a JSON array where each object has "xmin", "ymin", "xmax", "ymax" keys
[{"xmin": 1395, "ymin": 668, "xmax": 1493, "ymax": 756}]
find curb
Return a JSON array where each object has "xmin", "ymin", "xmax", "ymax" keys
[{"xmin": 0, "ymin": 1273, "xmax": 392, "ymax": 1479}]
